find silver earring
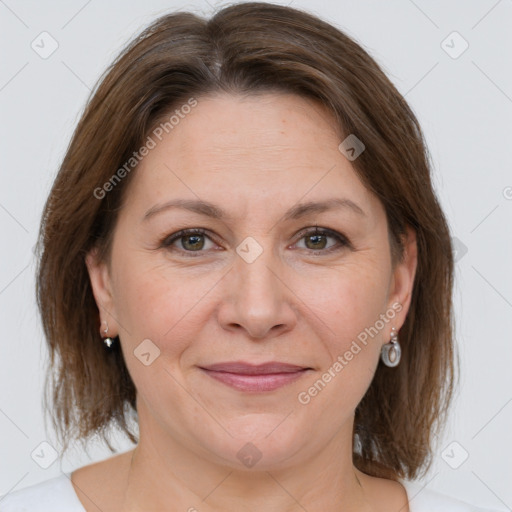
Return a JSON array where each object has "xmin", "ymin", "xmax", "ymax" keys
[
  {"xmin": 381, "ymin": 327, "xmax": 401, "ymax": 367},
  {"xmin": 102, "ymin": 320, "xmax": 115, "ymax": 348}
]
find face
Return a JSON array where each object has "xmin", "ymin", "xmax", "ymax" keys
[{"xmin": 86, "ymin": 92, "xmax": 417, "ymax": 470}]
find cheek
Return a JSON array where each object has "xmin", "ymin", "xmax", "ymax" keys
[
  {"xmin": 115, "ymin": 274, "xmax": 170, "ymax": 339},
  {"xmin": 298, "ymin": 262, "xmax": 390, "ymax": 404},
  {"xmin": 307, "ymin": 262, "xmax": 390, "ymax": 347},
  {"xmin": 112, "ymin": 263, "xmax": 205, "ymax": 408},
  {"xmin": 112, "ymin": 254, "xmax": 216, "ymax": 361}
]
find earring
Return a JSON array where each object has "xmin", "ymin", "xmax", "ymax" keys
[
  {"xmin": 381, "ymin": 327, "xmax": 401, "ymax": 367},
  {"xmin": 102, "ymin": 320, "xmax": 115, "ymax": 348}
]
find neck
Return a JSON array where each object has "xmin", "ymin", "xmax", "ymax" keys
[{"xmin": 121, "ymin": 416, "xmax": 373, "ymax": 512}]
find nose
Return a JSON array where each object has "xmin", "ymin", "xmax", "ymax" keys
[{"xmin": 216, "ymin": 244, "xmax": 298, "ymax": 340}]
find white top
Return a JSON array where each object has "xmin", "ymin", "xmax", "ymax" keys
[{"xmin": 0, "ymin": 472, "xmax": 504, "ymax": 511}]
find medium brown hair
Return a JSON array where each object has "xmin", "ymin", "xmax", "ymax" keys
[{"xmin": 36, "ymin": 1, "xmax": 457, "ymax": 480}]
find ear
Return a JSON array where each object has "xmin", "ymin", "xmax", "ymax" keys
[
  {"xmin": 85, "ymin": 247, "xmax": 119, "ymax": 336},
  {"xmin": 386, "ymin": 225, "xmax": 418, "ymax": 332}
]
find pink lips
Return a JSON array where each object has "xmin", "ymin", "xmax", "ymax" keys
[{"xmin": 199, "ymin": 361, "xmax": 311, "ymax": 392}]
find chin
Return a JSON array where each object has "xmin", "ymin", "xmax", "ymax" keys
[{"xmin": 195, "ymin": 415, "xmax": 309, "ymax": 471}]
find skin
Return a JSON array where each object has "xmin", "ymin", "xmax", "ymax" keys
[{"xmin": 80, "ymin": 92, "xmax": 417, "ymax": 512}]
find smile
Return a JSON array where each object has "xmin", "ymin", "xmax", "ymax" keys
[{"xmin": 200, "ymin": 368, "xmax": 311, "ymax": 392}]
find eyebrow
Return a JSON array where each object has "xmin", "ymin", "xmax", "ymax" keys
[{"xmin": 143, "ymin": 197, "xmax": 366, "ymax": 222}]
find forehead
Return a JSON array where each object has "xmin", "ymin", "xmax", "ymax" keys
[
  {"xmin": 160, "ymin": 92, "xmax": 342, "ymax": 167},
  {"xmin": 122, "ymin": 93, "xmax": 383, "ymax": 223}
]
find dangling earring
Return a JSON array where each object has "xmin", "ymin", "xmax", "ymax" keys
[
  {"xmin": 102, "ymin": 320, "xmax": 115, "ymax": 348},
  {"xmin": 381, "ymin": 327, "xmax": 401, "ymax": 367}
]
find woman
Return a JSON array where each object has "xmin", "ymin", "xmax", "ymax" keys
[{"xmin": 0, "ymin": 2, "xmax": 500, "ymax": 511}]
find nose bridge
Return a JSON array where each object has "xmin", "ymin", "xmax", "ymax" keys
[
  {"xmin": 234, "ymin": 234, "xmax": 281, "ymax": 306},
  {"xmin": 219, "ymin": 233, "xmax": 295, "ymax": 338}
]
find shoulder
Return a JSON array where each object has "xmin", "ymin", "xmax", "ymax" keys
[
  {"xmin": 0, "ymin": 473, "xmax": 85, "ymax": 512},
  {"xmin": 400, "ymin": 479, "xmax": 505, "ymax": 512}
]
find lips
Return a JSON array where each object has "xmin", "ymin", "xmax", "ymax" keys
[
  {"xmin": 200, "ymin": 361, "xmax": 309, "ymax": 374},
  {"xmin": 198, "ymin": 361, "xmax": 312, "ymax": 392}
]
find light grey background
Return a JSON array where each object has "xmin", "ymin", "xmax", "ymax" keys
[{"xmin": 0, "ymin": 0, "xmax": 511, "ymax": 509}]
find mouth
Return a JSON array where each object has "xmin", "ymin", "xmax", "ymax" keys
[{"xmin": 198, "ymin": 361, "xmax": 313, "ymax": 392}]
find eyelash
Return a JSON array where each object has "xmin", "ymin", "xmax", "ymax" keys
[{"xmin": 159, "ymin": 226, "xmax": 350, "ymax": 257}]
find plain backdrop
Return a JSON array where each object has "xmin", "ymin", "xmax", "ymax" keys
[{"xmin": 0, "ymin": 0, "xmax": 511, "ymax": 510}]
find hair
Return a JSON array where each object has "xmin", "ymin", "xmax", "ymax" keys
[{"xmin": 36, "ymin": 1, "xmax": 457, "ymax": 481}]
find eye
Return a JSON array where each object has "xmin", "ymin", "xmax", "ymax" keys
[
  {"xmin": 293, "ymin": 226, "xmax": 349, "ymax": 253},
  {"xmin": 160, "ymin": 228, "xmax": 217, "ymax": 256},
  {"xmin": 159, "ymin": 226, "xmax": 350, "ymax": 257}
]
